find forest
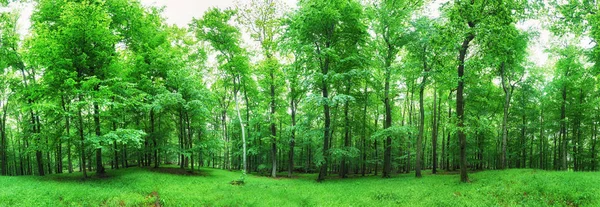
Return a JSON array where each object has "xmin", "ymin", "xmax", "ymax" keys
[{"xmin": 1, "ymin": 0, "xmax": 600, "ymax": 206}]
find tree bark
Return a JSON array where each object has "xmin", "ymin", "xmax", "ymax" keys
[
  {"xmin": 78, "ymin": 95, "xmax": 87, "ymax": 178},
  {"xmin": 93, "ymin": 101, "xmax": 105, "ymax": 175},
  {"xmin": 317, "ymin": 43, "xmax": 332, "ymax": 182},
  {"xmin": 288, "ymin": 86, "xmax": 297, "ymax": 177},
  {"xmin": 341, "ymin": 84, "xmax": 351, "ymax": 178},
  {"xmin": 382, "ymin": 50, "xmax": 393, "ymax": 178},
  {"xmin": 457, "ymin": 31, "xmax": 475, "ymax": 183},
  {"xmin": 560, "ymin": 84, "xmax": 567, "ymax": 170},
  {"xmin": 432, "ymin": 87, "xmax": 439, "ymax": 174},
  {"xmin": 233, "ymin": 78, "xmax": 248, "ymax": 174},
  {"xmin": 500, "ymin": 62, "xmax": 512, "ymax": 170},
  {"xmin": 269, "ymin": 70, "xmax": 277, "ymax": 178}
]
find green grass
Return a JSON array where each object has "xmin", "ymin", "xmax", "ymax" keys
[{"xmin": 0, "ymin": 166, "xmax": 598, "ymax": 206}]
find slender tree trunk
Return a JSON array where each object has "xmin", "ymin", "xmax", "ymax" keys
[
  {"xmin": 341, "ymin": 84, "xmax": 351, "ymax": 178},
  {"xmin": 591, "ymin": 116, "xmax": 597, "ymax": 171},
  {"xmin": 501, "ymin": 71, "xmax": 512, "ymax": 169},
  {"xmin": 432, "ymin": 87, "xmax": 439, "ymax": 174},
  {"xmin": 560, "ymin": 85, "xmax": 567, "ymax": 170},
  {"xmin": 416, "ymin": 81, "xmax": 426, "ymax": 178},
  {"xmin": 457, "ymin": 32, "xmax": 475, "ymax": 183},
  {"xmin": 446, "ymin": 91, "xmax": 453, "ymax": 171},
  {"xmin": 317, "ymin": 48, "xmax": 331, "ymax": 182},
  {"xmin": 0, "ymin": 101, "xmax": 7, "ymax": 175},
  {"xmin": 150, "ymin": 108, "xmax": 158, "ymax": 168},
  {"xmin": 78, "ymin": 96, "xmax": 87, "ymax": 178},
  {"xmin": 539, "ymin": 108, "xmax": 544, "ymax": 169},
  {"xmin": 361, "ymin": 83, "xmax": 368, "ymax": 176},
  {"xmin": 269, "ymin": 71, "xmax": 277, "ymax": 178},
  {"xmin": 382, "ymin": 60, "xmax": 393, "ymax": 178},
  {"xmin": 288, "ymin": 86, "xmax": 297, "ymax": 177},
  {"xmin": 93, "ymin": 101, "xmax": 105, "ymax": 175},
  {"xmin": 233, "ymin": 80, "xmax": 247, "ymax": 174}
]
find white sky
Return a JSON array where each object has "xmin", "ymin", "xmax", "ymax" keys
[{"xmin": 6, "ymin": 0, "xmax": 588, "ymax": 68}]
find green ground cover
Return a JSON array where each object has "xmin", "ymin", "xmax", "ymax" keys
[{"xmin": 0, "ymin": 167, "xmax": 598, "ymax": 206}]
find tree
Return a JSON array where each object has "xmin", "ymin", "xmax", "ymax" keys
[
  {"xmin": 288, "ymin": 0, "xmax": 367, "ymax": 181},
  {"xmin": 370, "ymin": 0, "xmax": 423, "ymax": 178},
  {"xmin": 236, "ymin": 0, "xmax": 285, "ymax": 178},
  {"xmin": 193, "ymin": 8, "xmax": 251, "ymax": 174}
]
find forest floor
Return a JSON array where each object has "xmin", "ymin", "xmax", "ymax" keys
[{"xmin": 0, "ymin": 166, "xmax": 598, "ymax": 207}]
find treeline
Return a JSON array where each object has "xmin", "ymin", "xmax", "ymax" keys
[{"xmin": 1, "ymin": 0, "xmax": 599, "ymax": 182}]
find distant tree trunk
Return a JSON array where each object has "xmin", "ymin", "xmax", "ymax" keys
[
  {"xmin": 56, "ymin": 125, "xmax": 63, "ymax": 173},
  {"xmin": 560, "ymin": 84, "xmax": 567, "ymax": 171},
  {"xmin": 500, "ymin": 62, "xmax": 513, "ymax": 170},
  {"xmin": 33, "ymin": 111, "xmax": 44, "ymax": 176},
  {"xmin": 0, "ymin": 100, "xmax": 7, "ymax": 176},
  {"xmin": 179, "ymin": 109, "xmax": 184, "ymax": 168},
  {"xmin": 432, "ymin": 87, "xmax": 439, "ymax": 174},
  {"xmin": 539, "ymin": 108, "xmax": 544, "ymax": 170},
  {"xmin": 382, "ymin": 59, "xmax": 393, "ymax": 178},
  {"xmin": 78, "ymin": 96, "xmax": 87, "ymax": 178},
  {"xmin": 406, "ymin": 88, "xmax": 414, "ymax": 173},
  {"xmin": 446, "ymin": 90, "xmax": 453, "ymax": 171},
  {"xmin": 521, "ymin": 103, "xmax": 526, "ymax": 169},
  {"xmin": 288, "ymin": 86, "xmax": 297, "ymax": 177},
  {"xmin": 62, "ymin": 96, "xmax": 74, "ymax": 173},
  {"xmin": 123, "ymin": 143, "xmax": 128, "ymax": 168},
  {"xmin": 341, "ymin": 84, "xmax": 351, "ymax": 178},
  {"xmin": 186, "ymin": 112, "xmax": 194, "ymax": 171},
  {"xmin": 361, "ymin": 83, "xmax": 368, "ymax": 176},
  {"xmin": 93, "ymin": 100, "xmax": 105, "ymax": 175},
  {"xmin": 374, "ymin": 105, "xmax": 379, "ymax": 176},
  {"xmin": 113, "ymin": 117, "xmax": 119, "ymax": 169},
  {"xmin": 151, "ymin": 108, "xmax": 158, "ymax": 168},
  {"xmin": 416, "ymin": 82, "xmax": 425, "ymax": 177},
  {"xmin": 269, "ymin": 71, "xmax": 277, "ymax": 178},
  {"xmin": 591, "ymin": 116, "xmax": 597, "ymax": 171}
]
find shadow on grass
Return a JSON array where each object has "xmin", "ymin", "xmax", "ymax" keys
[
  {"xmin": 146, "ymin": 166, "xmax": 212, "ymax": 177},
  {"xmin": 40, "ymin": 169, "xmax": 125, "ymax": 183}
]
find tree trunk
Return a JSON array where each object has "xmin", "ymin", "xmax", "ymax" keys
[
  {"xmin": 233, "ymin": 80, "xmax": 247, "ymax": 174},
  {"xmin": 432, "ymin": 87, "xmax": 439, "ymax": 174},
  {"xmin": 78, "ymin": 96, "xmax": 87, "ymax": 178},
  {"xmin": 288, "ymin": 86, "xmax": 297, "ymax": 177},
  {"xmin": 560, "ymin": 85, "xmax": 567, "ymax": 170},
  {"xmin": 0, "ymin": 101, "xmax": 7, "ymax": 175},
  {"xmin": 416, "ymin": 81, "xmax": 426, "ymax": 178},
  {"xmin": 382, "ymin": 60, "xmax": 393, "ymax": 178},
  {"xmin": 151, "ymin": 108, "xmax": 158, "ymax": 168},
  {"xmin": 457, "ymin": 32, "xmax": 475, "ymax": 183},
  {"xmin": 500, "ymin": 66, "xmax": 512, "ymax": 169},
  {"xmin": 93, "ymin": 101, "xmax": 105, "ymax": 175},
  {"xmin": 269, "ymin": 71, "xmax": 277, "ymax": 178},
  {"xmin": 361, "ymin": 83, "xmax": 368, "ymax": 176},
  {"xmin": 341, "ymin": 84, "xmax": 351, "ymax": 178},
  {"xmin": 317, "ymin": 53, "xmax": 331, "ymax": 182}
]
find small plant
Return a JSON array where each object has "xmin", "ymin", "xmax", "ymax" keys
[{"xmin": 230, "ymin": 170, "xmax": 246, "ymax": 186}]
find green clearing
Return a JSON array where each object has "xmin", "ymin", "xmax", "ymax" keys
[{"xmin": 0, "ymin": 167, "xmax": 598, "ymax": 207}]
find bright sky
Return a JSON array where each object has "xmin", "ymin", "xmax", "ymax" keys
[
  {"xmin": 140, "ymin": 0, "xmax": 297, "ymax": 27},
  {"xmin": 5, "ymin": 0, "xmax": 570, "ymax": 68}
]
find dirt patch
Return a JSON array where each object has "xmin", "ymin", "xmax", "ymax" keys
[{"xmin": 147, "ymin": 191, "xmax": 161, "ymax": 207}]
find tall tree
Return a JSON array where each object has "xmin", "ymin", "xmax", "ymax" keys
[
  {"xmin": 370, "ymin": 0, "xmax": 423, "ymax": 178},
  {"xmin": 288, "ymin": 0, "xmax": 366, "ymax": 181}
]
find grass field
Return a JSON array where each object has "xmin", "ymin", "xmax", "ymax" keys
[{"xmin": 0, "ymin": 166, "xmax": 598, "ymax": 206}]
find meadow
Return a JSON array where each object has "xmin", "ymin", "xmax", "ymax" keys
[{"xmin": 0, "ymin": 167, "xmax": 598, "ymax": 206}]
